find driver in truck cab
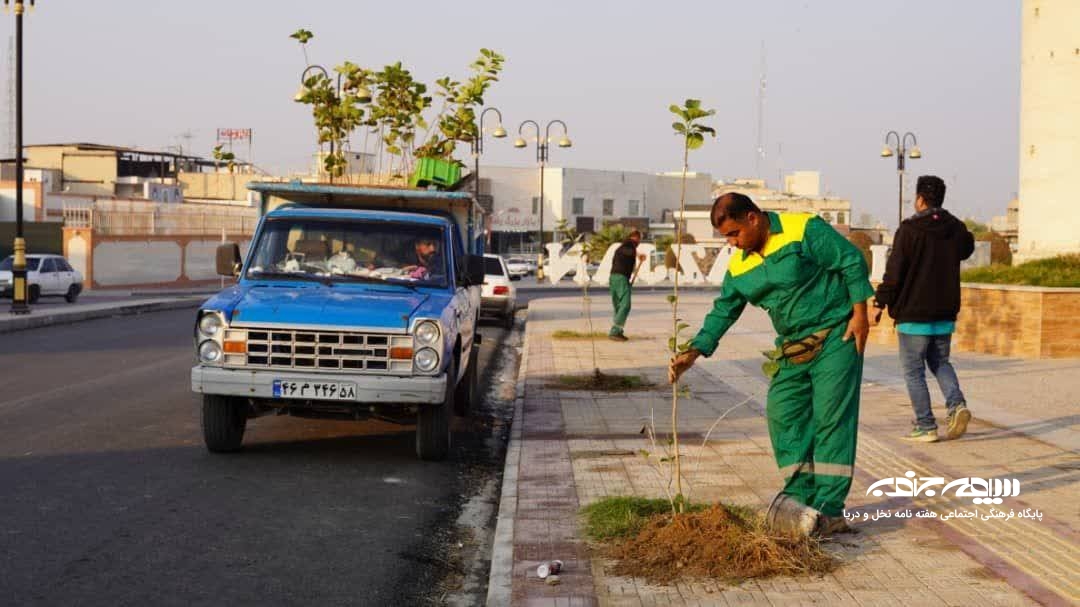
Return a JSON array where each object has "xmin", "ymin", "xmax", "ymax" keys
[{"xmin": 401, "ymin": 236, "xmax": 439, "ymax": 280}]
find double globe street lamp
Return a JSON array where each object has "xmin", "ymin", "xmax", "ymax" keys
[
  {"xmin": 880, "ymin": 131, "xmax": 922, "ymax": 229},
  {"xmin": 514, "ymin": 120, "xmax": 571, "ymax": 281}
]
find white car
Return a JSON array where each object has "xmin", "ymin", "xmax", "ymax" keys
[
  {"xmin": 481, "ymin": 254, "xmax": 516, "ymax": 328},
  {"xmin": 0, "ymin": 253, "xmax": 84, "ymax": 303},
  {"xmin": 504, "ymin": 256, "xmax": 532, "ymax": 280}
]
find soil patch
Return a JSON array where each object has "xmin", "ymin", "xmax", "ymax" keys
[
  {"xmin": 551, "ymin": 330, "xmax": 609, "ymax": 339},
  {"xmin": 585, "ymin": 498, "xmax": 837, "ymax": 585},
  {"xmin": 552, "ymin": 372, "xmax": 653, "ymax": 392}
]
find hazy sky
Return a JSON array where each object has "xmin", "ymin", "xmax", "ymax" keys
[{"xmin": 5, "ymin": 1, "xmax": 1019, "ymax": 227}]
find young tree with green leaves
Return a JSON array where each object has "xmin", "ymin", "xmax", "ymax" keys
[
  {"xmin": 212, "ymin": 144, "xmax": 236, "ymax": 174},
  {"xmin": 666, "ymin": 99, "xmax": 716, "ymax": 511},
  {"xmin": 367, "ymin": 62, "xmax": 432, "ymax": 178},
  {"xmin": 415, "ymin": 49, "xmax": 505, "ymax": 162}
]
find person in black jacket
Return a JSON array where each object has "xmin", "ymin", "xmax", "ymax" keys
[
  {"xmin": 874, "ymin": 176, "xmax": 975, "ymax": 443},
  {"xmin": 608, "ymin": 230, "xmax": 646, "ymax": 341}
]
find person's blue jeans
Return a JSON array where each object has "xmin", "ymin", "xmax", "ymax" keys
[{"xmin": 898, "ymin": 333, "xmax": 966, "ymax": 431}]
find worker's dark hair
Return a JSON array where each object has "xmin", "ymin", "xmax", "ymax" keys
[
  {"xmin": 916, "ymin": 175, "xmax": 946, "ymax": 208},
  {"xmin": 628, "ymin": 229, "xmax": 642, "ymax": 239},
  {"xmin": 710, "ymin": 192, "xmax": 762, "ymax": 227}
]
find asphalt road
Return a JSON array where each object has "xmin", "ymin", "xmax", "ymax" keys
[{"xmin": 0, "ymin": 307, "xmax": 519, "ymax": 606}]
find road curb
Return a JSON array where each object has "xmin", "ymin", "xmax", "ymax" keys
[
  {"xmin": 485, "ymin": 311, "xmax": 528, "ymax": 606},
  {"xmin": 0, "ymin": 298, "xmax": 204, "ymax": 335}
]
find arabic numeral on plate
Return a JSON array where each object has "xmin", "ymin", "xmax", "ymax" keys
[{"xmin": 329, "ymin": 384, "xmax": 337, "ymax": 397}]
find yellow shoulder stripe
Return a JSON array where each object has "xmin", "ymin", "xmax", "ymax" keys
[{"xmin": 727, "ymin": 213, "xmax": 815, "ymax": 277}]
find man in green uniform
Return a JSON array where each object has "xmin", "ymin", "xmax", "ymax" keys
[
  {"xmin": 668, "ymin": 193, "xmax": 873, "ymax": 534},
  {"xmin": 608, "ymin": 230, "xmax": 646, "ymax": 342}
]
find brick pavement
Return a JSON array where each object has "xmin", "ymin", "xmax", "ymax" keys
[{"xmin": 492, "ymin": 292, "xmax": 1079, "ymax": 606}]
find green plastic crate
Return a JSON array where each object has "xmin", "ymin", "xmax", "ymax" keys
[{"xmin": 410, "ymin": 157, "xmax": 462, "ymax": 189}]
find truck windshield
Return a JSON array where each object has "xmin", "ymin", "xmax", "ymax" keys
[{"xmin": 245, "ymin": 218, "xmax": 448, "ymax": 288}]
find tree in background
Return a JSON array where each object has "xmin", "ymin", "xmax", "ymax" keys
[
  {"xmin": 848, "ymin": 232, "xmax": 874, "ymax": 270},
  {"xmin": 978, "ymin": 231, "xmax": 1013, "ymax": 266},
  {"xmin": 964, "ymin": 218, "xmax": 990, "ymax": 236},
  {"xmin": 589, "ymin": 223, "xmax": 631, "ymax": 260}
]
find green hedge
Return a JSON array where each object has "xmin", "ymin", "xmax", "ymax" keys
[{"xmin": 961, "ymin": 254, "xmax": 1080, "ymax": 288}]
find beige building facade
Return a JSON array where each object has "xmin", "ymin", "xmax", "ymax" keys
[{"xmin": 1017, "ymin": 0, "xmax": 1080, "ymax": 261}]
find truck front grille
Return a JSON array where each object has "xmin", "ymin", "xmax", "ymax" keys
[{"xmin": 223, "ymin": 327, "xmax": 413, "ymax": 374}]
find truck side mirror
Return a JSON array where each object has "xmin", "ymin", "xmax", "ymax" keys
[
  {"xmin": 216, "ymin": 243, "xmax": 242, "ymax": 277},
  {"xmin": 466, "ymin": 254, "xmax": 485, "ymax": 286}
]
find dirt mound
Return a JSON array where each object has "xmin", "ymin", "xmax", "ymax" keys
[
  {"xmin": 553, "ymin": 372, "xmax": 652, "ymax": 392},
  {"xmin": 604, "ymin": 504, "xmax": 837, "ymax": 585}
]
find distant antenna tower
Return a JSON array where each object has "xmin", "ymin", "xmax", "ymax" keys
[
  {"xmin": 177, "ymin": 130, "xmax": 195, "ymax": 156},
  {"xmin": 4, "ymin": 36, "xmax": 14, "ymax": 158},
  {"xmin": 755, "ymin": 42, "xmax": 767, "ymax": 180}
]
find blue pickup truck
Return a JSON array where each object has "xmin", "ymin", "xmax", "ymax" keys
[{"xmin": 191, "ymin": 182, "xmax": 486, "ymax": 460}]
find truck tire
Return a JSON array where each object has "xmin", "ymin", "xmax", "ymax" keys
[
  {"xmin": 503, "ymin": 308, "xmax": 515, "ymax": 330},
  {"xmin": 454, "ymin": 343, "xmax": 480, "ymax": 416},
  {"xmin": 202, "ymin": 394, "xmax": 247, "ymax": 453},
  {"xmin": 416, "ymin": 359, "xmax": 455, "ymax": 460}
]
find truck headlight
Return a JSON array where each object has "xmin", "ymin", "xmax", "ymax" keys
[
  {"xmin": 199, "ymin": 312, "xmax": 224, "ymax": 338},
  {"xmin": 414, "ymin": 321, "xmax": 440, "ymax": 345},
  {"xmin": 199, "ymin": 340, "xmax": 223, "ymax": 363},
  {"xmin": 414, "ymin": 347, "xmax": 439, "ymax": 373}
]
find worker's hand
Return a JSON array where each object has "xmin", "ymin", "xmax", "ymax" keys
[
  {"xmin": 637, "ymin": 254, "xmax": 647, "ymax": 262},
  {"xmin": 869, "ymin": 306, "xmax": 884, "ymax": 327},
  {"xmin": 843, "ymin": 303, "xmax": 870, "ymax": 354},
  {"xmin": 668, "ymin": 349, "xmax": 701, "ymax": 384}
]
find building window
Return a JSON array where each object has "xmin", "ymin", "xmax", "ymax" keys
[
  {"xmin": 628, "ymin": 200, "xmax": 640, "ymax": 216},
  {"xmin": 836, "ymin": 211, "xmax": 846, "ymax": 225},
  {"xmin": 572, "ymin": 197, "xmax": 584, "ymax": 215},
  {"xmin": 602, "ymin": 198, "xmax": 614, "ymax": 216},
  {"xmin": 532, "ymin": 197, "xmax": 539, "ymax": 214},
  {"xmin": 821, "ymin": 211, "xmax": 833, "ymax": 223}
]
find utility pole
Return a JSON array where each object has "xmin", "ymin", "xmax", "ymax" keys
[{"xmin": 755, "ymin": 42, "xmax": 767, "ymax": 181}]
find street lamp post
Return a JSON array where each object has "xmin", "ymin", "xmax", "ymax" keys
[
  {"xmin": 881, "ymin": 131, "xmax": 921, "ymax": 229},
  {"xmin": 514, "ymin": 120, "xmax": 571, "ymax": 281},
  {"xmin": 471, "ymin": 108, "xmax": 506, "ymax": 253},
  {"xmin": 4, "ymin": 0, "xmax": 32, "ymax": 314},
  {"xmin": 296, "ymin": 64, "xmax": 371, "ymax": 184},
  {"xmin": 471, "ymin": 107, "xmax": 507, "ymax": 204}
]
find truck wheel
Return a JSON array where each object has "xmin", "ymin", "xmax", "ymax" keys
[
  {"xmin": 454, "ymin": 343, "xmax": 480, "ymax": 416},
  {"xmin": 65, "ymin": 284, "xmax": 81, "ymax": 303},
  {"xmin": 202, "ymin": 394, "xmax": 247, "ymax": 453},
  {"xmin": 503, "ymin": 309, "xmax": 515, "ymax": 330},
  {"xmin": 416, "ymin": 360, "xmax": 455, "ymax": 461}
]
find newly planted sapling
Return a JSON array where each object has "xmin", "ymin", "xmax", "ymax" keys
[{"xmin": 665, "ymin": 99, "xmax": 716, "ymax": 511}]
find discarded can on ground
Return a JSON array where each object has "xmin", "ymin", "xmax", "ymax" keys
[
  {"xmin": 537, "ymin": 560, "xmax": 563, "ymax": 579},
  {"xmin": 766, "ymin": 492, "xmax": 821, "ymax": 537}
]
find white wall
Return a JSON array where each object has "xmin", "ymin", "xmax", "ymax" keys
[
  {"xmin": 1017, "ymin": 0, "xmax": 1080, "ymax": 261},
  {"xmin": 93, "ymin": 241, "xmax": 183, "ymax": 286},
  {"xmin": 0, "ymin": 186, "xmax": 38, "ymax": 222},
  {"xmin": 483, "ymin": 165, "xmax": 713, "ymax": 233}
]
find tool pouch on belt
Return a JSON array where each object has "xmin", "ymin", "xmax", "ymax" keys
[{"xmin": 781, "ymin": 329, "xmax": 831, "ymax": 365}]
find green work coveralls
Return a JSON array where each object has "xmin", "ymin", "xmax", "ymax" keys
[
  {"xmin": 689, "ymin": 212, "xmax": 874, "ymax": 516},
  {"xmin": 609, "ymin": 274, "xmax": 632, "ymax": 336}
]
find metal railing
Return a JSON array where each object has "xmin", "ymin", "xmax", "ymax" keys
[{"xmin": 62, "ymin": 204, "xmax": 257, "ymax": 236}]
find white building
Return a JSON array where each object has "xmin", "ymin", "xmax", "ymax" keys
[
  {"xmin": 713, "ymin": 173, "xmax": 853, "ymax": 229},
  {"xmin": 480, "ymin": 166, "xmax": 713, "ymax": 253},
  {"xmin": 1017, "ymin": 0, "xmax": 1080, "ymax": 261}
]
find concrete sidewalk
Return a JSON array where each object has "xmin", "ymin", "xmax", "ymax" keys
[
  {"xmin": 0, "ymin": 291, "xmax": 208, "ymax": 334},
  {"xmin": 490, "ymin": 293, "xmax": 1079, "ymax": 606}
]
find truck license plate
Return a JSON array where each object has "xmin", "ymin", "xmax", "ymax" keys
[{"xmin": 273, "ymin": 379, "xmax": 357, "ymax": 400}]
